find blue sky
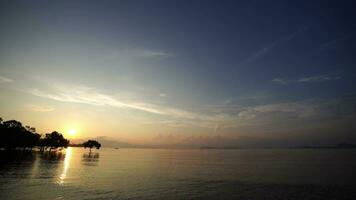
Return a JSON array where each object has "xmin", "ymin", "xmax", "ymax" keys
[{"xmin": 0, "ymin": 0, "xmax": 355, "ymax": 147}]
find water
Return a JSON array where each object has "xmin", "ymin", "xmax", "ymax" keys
[{"xmin": 0, "ymin": 148, "xmax": 355, "ymax": 200}]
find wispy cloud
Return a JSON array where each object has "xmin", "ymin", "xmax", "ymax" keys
[
  {"xmin": 25, "ymin": 82, "xmax": 243, "ymax": 131},
  {"xmin": 222, "ymin": 102, "xmax": 316, "ymax": 125},
  {"xmin": 159, "ymin": 93, "xmax": 167, "ymax": 97},
  {"xmin": 298, "ymin": 74, "xmax": 341, "ymax": 83},
  {"xmin": 241, "ymin": 26, "xmax": 308, "ymax": 65},
  {"xmin": 25, "ymin": 81, "xmax": 354, "ymax": 134},
  {"xmin": 202, "ymin": 96, "xmax": 356, "ymax": 129},
  {"xmin": 315, "ymin": 32, "xmax": 355, "ymax": 53},
  {"xmin": 140, "ymin": 50, "xmax": 172, "ymax": 59},
  {"xmin": 27, "ymin": 83, "xmax": 201, "ymax": 119},
  {"xmin": 272, "ymin": 74, "xmax": 341, "ymax": 84},
  {"xmin": 26, "ymin": 104, "xmax": 55, "ymax": 112},
  {"xmin": 109, "ymin": 49, "xmax": 172, "ymax": 60},
  {"xmin": 0, "ymin": 76, "xmax": 13, "ymax": 83},
  {"xmin": 271, "ymin": 78, "xmax": 288, "ymax": 85},
  {"xmin": 251, "ymin": 102, "xmax": 317, "ymax": 118},
  {"xmin": 28, "ymin": 87, "xmax": 165, "ymax": 115}
]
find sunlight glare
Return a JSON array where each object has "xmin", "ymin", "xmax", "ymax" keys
[{"xmin": 67, "ymin": 129, "xmax": 77, "ymax": 137}]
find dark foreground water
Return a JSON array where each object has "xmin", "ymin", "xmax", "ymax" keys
[{"xmin": 0, "ymin": 148, "xmax": 356, "ymax": 200}]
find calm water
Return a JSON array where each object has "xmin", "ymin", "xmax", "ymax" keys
[{"xmin": 0, "ymin": 148, "xmax": 356, "ymax": 200}]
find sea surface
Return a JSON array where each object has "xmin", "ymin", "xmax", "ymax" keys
[{"xmin": 0, "ymin": 148, "xmax": 355, "ymax": 200}]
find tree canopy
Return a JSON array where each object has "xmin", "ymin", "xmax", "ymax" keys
[
  {"xmin": 39, "ymin": 131, "xmax": 69, "ymax": 151},
  {"xmin": 82, "ymin": 140, "xmax": 101, "ymax": 152},
  {"xmin": 0, "ymin": 117, "xmax": 69, "ymax": 151},
  {"xmin": 0, "ymin": 119, "xmax": 40, "ymax": 149}
]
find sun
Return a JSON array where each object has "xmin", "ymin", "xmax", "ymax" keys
[
  {"xmin": 67, "ymin": 129, "xmax": 77, "ymax": 137},
  {"xmin": 64, "ymin": 123, "xmax": 82, "ymax": 139}
]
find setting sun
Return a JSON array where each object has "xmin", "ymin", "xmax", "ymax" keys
[{"xmin": 67, "ymin": 129, "xmax": 77, "ymax": 137}]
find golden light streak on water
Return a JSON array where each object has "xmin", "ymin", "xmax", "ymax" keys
[{"xmin": 58, "ymin": 147, "xmax": 72, "ymax": 185}]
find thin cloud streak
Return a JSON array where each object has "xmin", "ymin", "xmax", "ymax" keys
[
  {"xmin": 109, "ymin": 49, "xmax": 173, "ymax": 60},
  {"xmin": 272, "ymin": 74, "xmax": 342, "ymax": 84},
  {"xmin": 298, "ymin": 74, "xmax": 341, "ymax": 83},
  {"xmin": 26, "ymin": 104, "xmax": 55, "ymax": 112},
  {"xmin": 25, "ymin": 82, "xmax": 352, "ymax": 132},
  {"xmin": 0, "ymin": 76, "xmax": 13, "ymax": 83},
  {"xmin": 241, "ymin": 26, "xmax": 308, "ymax": 65},
  {"xmin": 315, "ymin": 32, "xmax": 355, "ymax": 53},
  {"xmin": 24, "ymin": 82, "xmax": 264, "ymax": 129},
  {"xmin": 141, "ymin": 50, "xmax": 172, "ymax": 59},
  {"xmin": 272, "ymin": 78, "xmax": 288, "ymax": 85},
  {"xmin": 26, "ymin": 83, "xmax": 203, "ymax": 120}
]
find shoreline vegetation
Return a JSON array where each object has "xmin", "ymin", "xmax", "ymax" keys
[
  {"xmin": 1, "ymin": 117, "xmax": 354, "ymax": 151},
  {"xmin": 0, "ymin": 117, "xmax": 101, "ymax": 152}
]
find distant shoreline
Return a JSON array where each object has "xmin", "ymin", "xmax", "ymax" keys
[{"xmin": 2, "ymin": 143, "xmax": 356, "ymax": 151}]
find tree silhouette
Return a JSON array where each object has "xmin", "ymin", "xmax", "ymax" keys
[
  {"xmin": 0, "ymin": 117, "xmax": 69, "ymax": 151},
  {"xmin": 0, "ymin": 119, "xmax": 40, "ymax": 150},
  {"xmin": 40, "ymin": 131, "xmax": 69, "ymax": 152},
  {"xmin": 24, "ymin": 126, "xmax": 41, "ymax": 150},
  {"xmin": 0, "ymin": 117, "xmax": 69, "ymax": 152},
  {"xmin": 82, "ymin": 140, "xmax": 101, "ymax": 152}
]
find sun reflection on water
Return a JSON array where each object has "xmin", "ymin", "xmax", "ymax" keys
[{"xmin": 58, "ymin": 147, "xmax": 72, "ymax": 185}]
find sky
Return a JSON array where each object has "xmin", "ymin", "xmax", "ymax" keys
[{"xmin": 0, "ymin": 0, "xmax": 355, "ymax": 147}]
